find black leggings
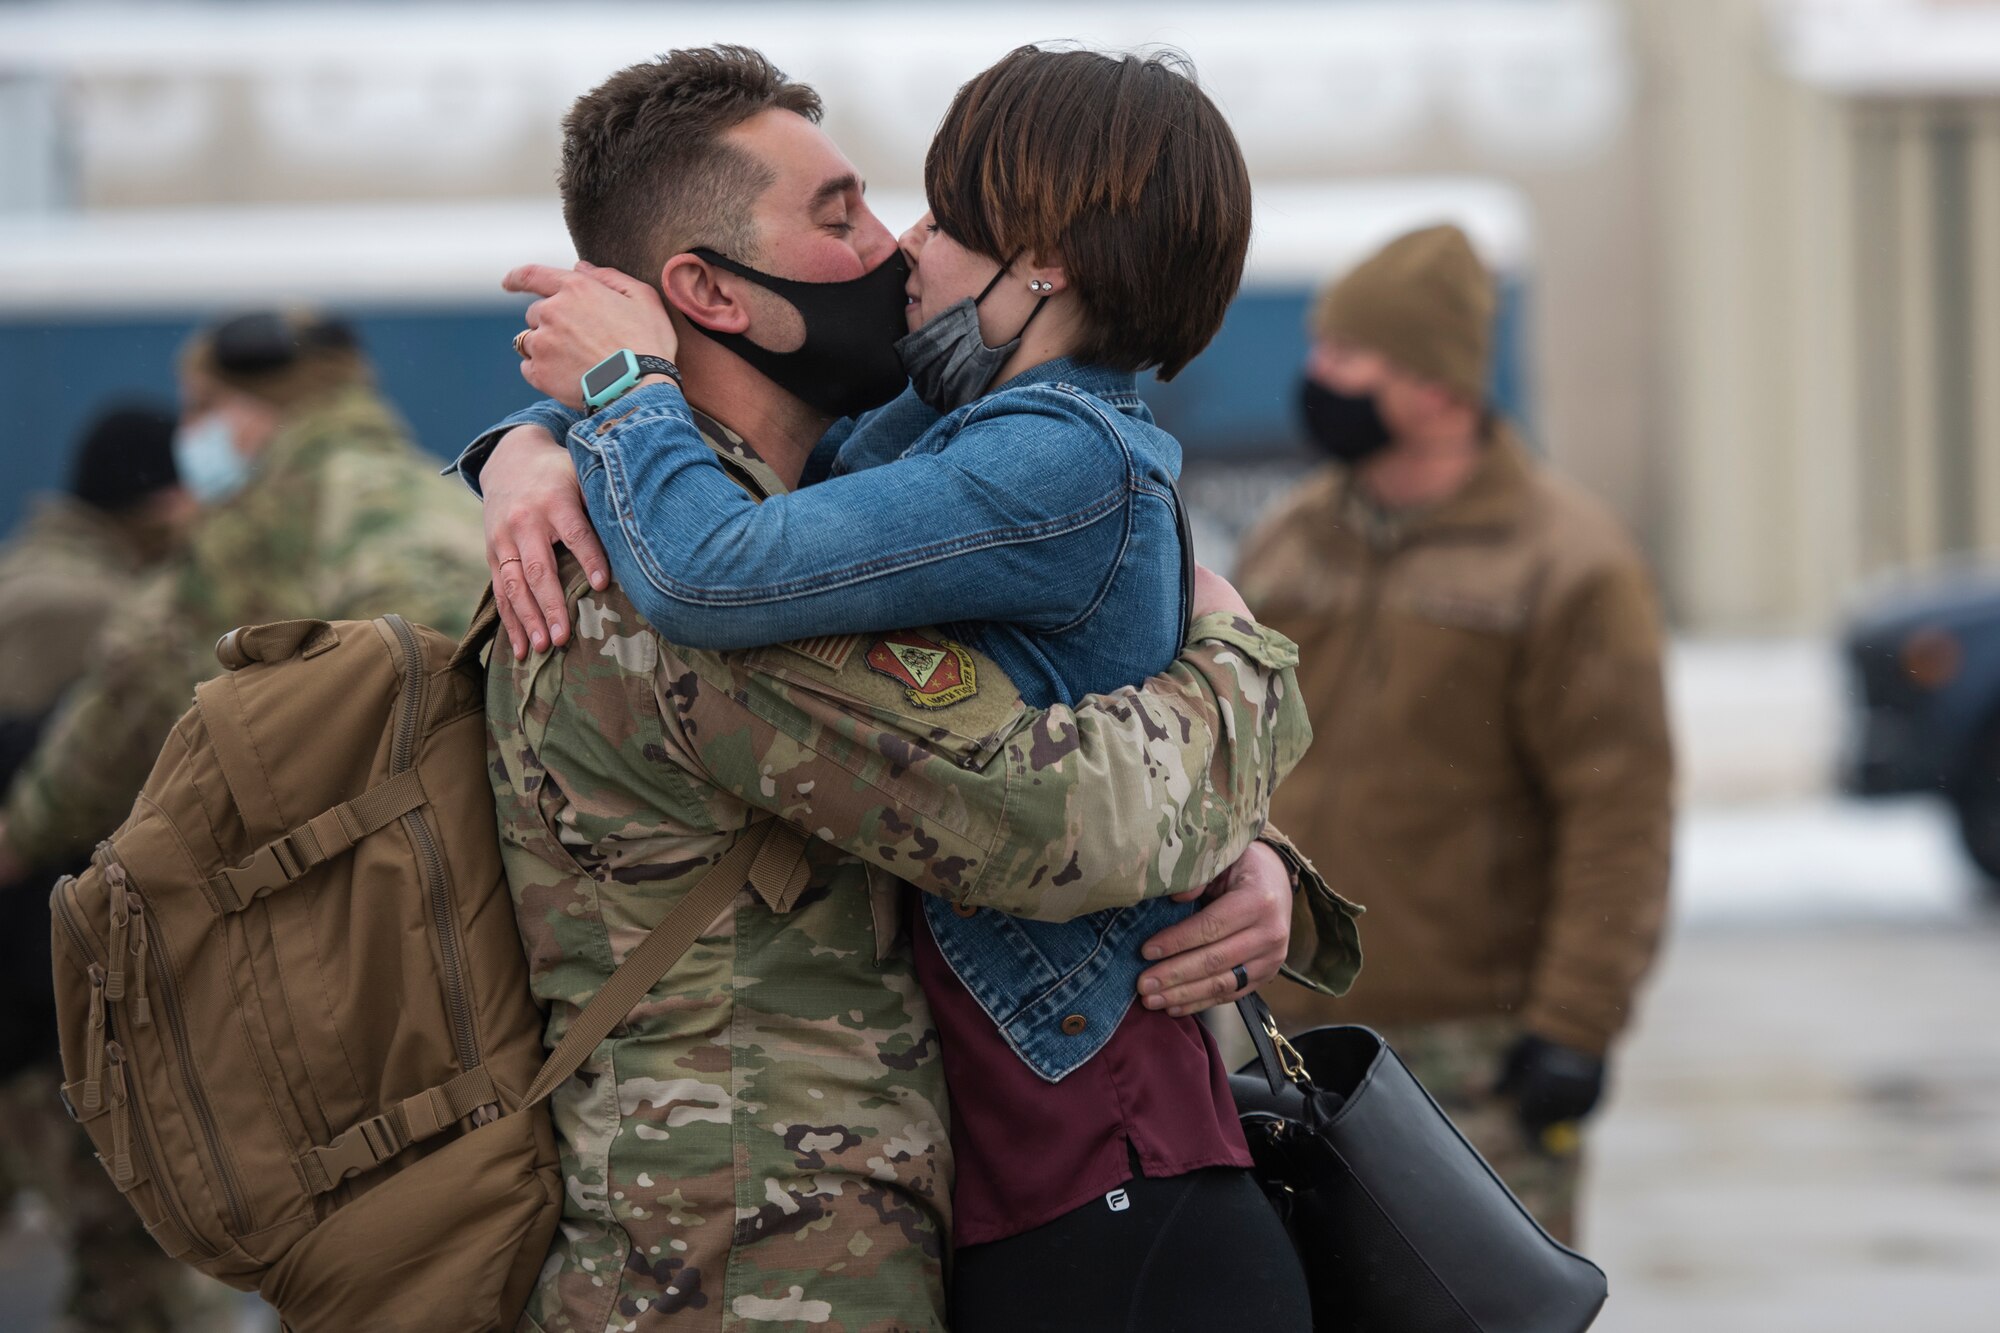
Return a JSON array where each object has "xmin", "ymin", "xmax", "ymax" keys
[{"xmin": 949, "ymin": 1165, "xmax": 1312, "ymax": 1333}]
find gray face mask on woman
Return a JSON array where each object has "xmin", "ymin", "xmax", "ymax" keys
[{"xmin": 895, "ymin": 257, "xmax": 1051, "ymax": 413}]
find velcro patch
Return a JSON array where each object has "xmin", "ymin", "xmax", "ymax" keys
[
  {"xmin": 778, "ymin": 633, "xmax": 862, "ymax": 672},
  {"xmin": 865, "ymin": 632, "xmax": 978, "ymax": 709}
]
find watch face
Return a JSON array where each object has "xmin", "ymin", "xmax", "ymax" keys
[{"xmin": 583, "ymin": 352, "xmax": 633, "ymax": 400}]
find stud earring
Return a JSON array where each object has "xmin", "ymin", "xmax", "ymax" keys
[{"xmin": 1029, "ymin": 279, "xmax": 1053, "ymax": 293}]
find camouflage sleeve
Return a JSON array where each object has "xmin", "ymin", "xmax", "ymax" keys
[
  {"xmin": 310, "ymin": 449, "xmax": 489, "ymax": 638},
  {"xmin": 2, "ymin": 573, "xmax": 207, "ymax": 868},
  {"xmin": 669, "ymin": 612, "xmax": 1312, "ymax": 923},
  {"xmin": 1258, "ymin": 826, "xmax": 1364, "ymax": 999}
]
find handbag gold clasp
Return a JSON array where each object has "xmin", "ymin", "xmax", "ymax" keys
[{"xmin": 1263, "ymin": 1015, "xmax": 1309, "ymax": 1083}]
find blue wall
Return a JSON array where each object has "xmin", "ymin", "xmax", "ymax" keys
[{"xmin": 0, "ymin": 279, "xmax": 1527, "ymax": 539}]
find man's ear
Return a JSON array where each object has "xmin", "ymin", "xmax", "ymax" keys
[{"xmin": 661, "ymin": 254, "xmax": 752, "ymax": 335}]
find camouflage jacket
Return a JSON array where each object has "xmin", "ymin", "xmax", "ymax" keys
[
  {"xmin": 490, "ymin": 417, "xmax": 1319, "ymax": 1333},
  {"xmin": 0, "ymin": 495, "xmax": 156, "ymax": 717},
  {"xmin": 4, "ymin": 387, "xmax": 485, "ymax": 868}
]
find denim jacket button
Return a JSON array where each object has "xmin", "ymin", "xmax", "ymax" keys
[
  {"xmin": 1060, "ymin": 1014, "xmax": 1088, "ymax": 1036},
  {"xmin": 952, "ymin": 903, "xmax": 979, "ymax": 918}
]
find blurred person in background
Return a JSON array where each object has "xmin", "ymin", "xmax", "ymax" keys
[
  {"xmin": 0, "ymin": 401, "xmax": 220, "ymax": 1333},
  {"xmin": 1236, "ymin": 224, "xmax": 1675, "ymax": 1244},
  {"xmin": 0, "ymin": 402, "xmax": 192, "ymax": 718},
  {"xmin": 0, "ymin": 309, "xmax": 487, "ymax": 892},
  {"xmin": 0, "ymin": 310, "xmax": 483, "ymax": 1332}
]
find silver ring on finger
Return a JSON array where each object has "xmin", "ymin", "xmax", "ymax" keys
[{"xmin": 1231, "ymin": 964, "xmax": 1250, "ymax": 992}]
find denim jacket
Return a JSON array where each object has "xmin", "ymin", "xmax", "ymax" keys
[{"xmin": 455, "ymin": 360, "xmax": 1201, "ymax": 1080}]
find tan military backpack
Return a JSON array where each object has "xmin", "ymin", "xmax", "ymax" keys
[{"xmin": 48, "ymin": 605, "xmax": 794, "ymax": 1331}]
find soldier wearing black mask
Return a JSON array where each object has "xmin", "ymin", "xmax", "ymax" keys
[{"xmin": 1239, "ymin": 225, "xmax": 1675, "ymax": 1247}]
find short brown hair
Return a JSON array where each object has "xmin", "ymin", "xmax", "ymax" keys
[
  {"xmin": 560, "ymin": 46, "xmax": 822, "ymax": 286},
  {"xmin": 925, "ymin": 46, "xmax": 1251, "ymax": 381}
]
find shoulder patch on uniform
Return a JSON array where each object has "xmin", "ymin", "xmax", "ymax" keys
[
  {"xmin": 778, "ymin": 633, "xmax": 862, "ymax": 672},
  {"xmin": 865, "ymin": 632, "xmax": 978, "ymax": 709}
]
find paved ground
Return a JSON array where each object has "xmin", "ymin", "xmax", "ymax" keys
[{"xmin": 1587, "ymin": 915, "xmax": 2000, "ymax": 1332}]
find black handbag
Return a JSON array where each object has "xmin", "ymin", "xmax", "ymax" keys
[{"xmin": 1229, "ymin": 995, "xmax": 1608, "ymax": 1333}]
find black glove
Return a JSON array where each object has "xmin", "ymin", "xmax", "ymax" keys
[{"xmin": 1494, "ymin": 1034, "xmax": 1605, "ymax": 1157}]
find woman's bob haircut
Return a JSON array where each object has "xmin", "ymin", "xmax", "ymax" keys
[{"xmin": 925, "ymin": 45, "xmax": 1252, "ymax": 382}]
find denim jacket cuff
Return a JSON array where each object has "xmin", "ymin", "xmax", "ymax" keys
[
  {"xmin": 565, "ymin": 381, "xmax": 695, "ymax": 462},
  {"xmin": 444, "ymin": 399, "xmax": 582, "ymax": 497},
  {"xmin": 1259, "ymin": 826, "xmax": 1364, "ymax": 999},
  {"xmin": 1186, "ymin": 612, "xmax": 1301, "ymax": 670},
  {"xmin": 442, "ymin": 431, "xmax": 502, "ymax": 498}
]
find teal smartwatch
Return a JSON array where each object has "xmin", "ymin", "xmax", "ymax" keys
[{"xmin": 581, "ymin": 350, "xmax": 682, "ymax": 412}]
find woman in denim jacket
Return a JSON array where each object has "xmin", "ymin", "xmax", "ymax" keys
[{"xmin": 470, "ymin": 48, "xmax": 1346, "ymax": 1331}]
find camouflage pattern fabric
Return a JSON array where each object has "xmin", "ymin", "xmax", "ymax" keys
[
  {"xmin": 0, "ymin": 1066, "xmax": 240, "ymax": 1333},
  {"xmin": 0, "ymin": 495, "xmax": 154, "ymax": 716},
  {"xmin": 4, "ymin": 385, "xmax": 487, "ymax": 867},
  {"xmin": 1375, "ymin": 1018, "xmax": 1583, "ymax": 1245},
  {"xmin": 491, "ymin": 423, "xmax": 1317, "ymax": 1333}
]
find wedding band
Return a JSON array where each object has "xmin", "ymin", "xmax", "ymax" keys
[
  {"xmin": 513, "ymin": 330, "xmax": 531, "ymax": 358},
  {"xmin": 499, "ymin": 557, "xmax": 523, "ymax": 567},
  {"xmin": 1231, "ymin": 964, "xmax": 1250, "ymax": 992}
]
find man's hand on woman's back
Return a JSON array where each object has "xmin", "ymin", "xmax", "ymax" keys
[{"xmin": 1135, "ymin": 839, "xmax": 1293, "ymax": 1016}]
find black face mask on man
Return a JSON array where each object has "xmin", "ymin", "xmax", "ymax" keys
[
  {"xmin": 686, "ymin": 248, "xmax": 913, "ymax": 419},
  {"xmin": 1297, "ymin": 377, "xmax": 1393, "ymax": 464}
]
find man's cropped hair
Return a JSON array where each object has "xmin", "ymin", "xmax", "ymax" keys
[
  {"xmin": 560, "ymin": 46, "xmax": 822, "ymax": 288},
  {"xmin": 925, "ymin": 45, "xmax": 1251, "ymax": 381}
]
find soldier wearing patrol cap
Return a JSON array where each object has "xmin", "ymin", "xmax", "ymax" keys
[
  {"xmin": 0, "ymin": 309, "xmax": 486, "ymax": 883},
  {"xmin": 1237, "ymin": 223, "xmax": 1676, "ymax": 1243},
  {"xmin": 0, "ymin": 312, "xmax": 485, "ymax": 1331}
]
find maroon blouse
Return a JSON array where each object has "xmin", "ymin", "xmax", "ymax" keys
[{"xmin": 911, "ymin": 904, "xmax": 1252, "ymax": 1247}]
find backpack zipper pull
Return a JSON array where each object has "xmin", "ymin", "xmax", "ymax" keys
[
  {"xmin": 104, "ymin": 876, "xmax": 129, "ymax": 1005},
  {"xmin": 83, "ymin": 963, "xmax": 108, "ymax": 1113},
  {"xmin": 105, "ymin": 1042, "xmax": 135, "ymax": 1188},
  {"xmin": 127, "ymin": 896, "xmax": 153, "ymax": 1029}
]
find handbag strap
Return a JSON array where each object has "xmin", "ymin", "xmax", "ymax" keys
[
  {"xmin": 1236, "ymin": 992, "xmax": 1311, "ymax": 1096},
  {"xmin": 521, "ymin": 823, "xmax": 779, "ymax": 1108}
]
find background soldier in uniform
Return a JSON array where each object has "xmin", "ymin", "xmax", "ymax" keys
[
  {"xmin": 1238, "ymin": 224, "xmax": 1675, "ymax": 1244},
  {"xmin": 0, "ymin": 402, "xmax": 199, "ymax": 1333},
  {"xmin": 0, "ymin": 402, "xmax": 191, "ymax": 718},
  {"xmin": 0, "ymin": 311, "xmax": 485, "ymax": 1333},
  {"xmin": 0, "ymin": 309, "xmax": 486, "ymax": 879}
]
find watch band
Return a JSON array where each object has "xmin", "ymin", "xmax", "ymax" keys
[{"xmin": 633, "ymin": 354, "xmax": 683, "ymax": 387}]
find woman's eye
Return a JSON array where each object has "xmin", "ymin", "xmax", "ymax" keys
[
  {"xmin": 925, "ymin": 222, "xmax": 940, "ymax": 235},
  {"xmin": 826, "ymin": 220, "xmax": 855, "ymax": 234}
]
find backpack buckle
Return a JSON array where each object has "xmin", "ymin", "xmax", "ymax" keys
[
  {"xmin": 212, "ymin": 838, "xmax": 304, "ymax": 912},
  {"xmin": 302, "ymin": 1111, "xmax": 405, "ymax": 1194}
]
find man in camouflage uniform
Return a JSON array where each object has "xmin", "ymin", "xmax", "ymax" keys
[
  {"xmin": 0, "ymin": 402, "xmax": 191, "ymax": 719},
  {"xmin": 0, "ymin": 402, "xmax": 191, "ymax": 1325},
  {"xmin": 491, "ymin": 413, "xmax": 1322, "ymax": 1333},
  {"xmin": 0, "ymin": 311, "xmax": 485, "ymax": 875},
  {"xmin": 0, "ymin": 310, "xmax": 486, "ymax": 1333},
  {"xmin": 471, "ymin": 49, "xmax": 1354, "ymax": 1332}
]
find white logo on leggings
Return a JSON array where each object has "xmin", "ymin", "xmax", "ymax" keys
[{"xmin": 1105, "ymin": 1188, "xmax": 1131, "ymax": 1213}]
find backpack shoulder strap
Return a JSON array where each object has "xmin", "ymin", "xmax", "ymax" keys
[{"xmin": 520, "ymin": 820, "xmax": 805, "ymax": 1108}]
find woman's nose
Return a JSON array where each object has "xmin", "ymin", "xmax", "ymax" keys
[{"xmin": 898, "ymin": 213, "xmax": 933, "ymax": 261}]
